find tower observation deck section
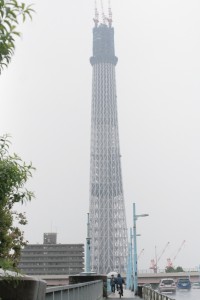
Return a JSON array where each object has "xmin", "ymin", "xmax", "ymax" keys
[{"xmin": 89, "ymin": 22, "xmax": 128, "ymax": 274}]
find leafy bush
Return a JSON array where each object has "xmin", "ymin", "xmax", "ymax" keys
[
  {"xmin": 0, "ymin": 0, "xmax": 34, "ymax": 73},
  {"xmin": 0, "ymin": 134, "xmax": 35, "ymax": 270}
]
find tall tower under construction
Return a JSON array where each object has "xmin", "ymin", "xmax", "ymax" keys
[{"xmin": 89, "ymin": 2, "xmax": 128, "ymax": 274}]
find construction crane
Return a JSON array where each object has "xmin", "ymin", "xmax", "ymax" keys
[
  {"xmin": 107, "ymin": 0, "xmax": 113, "ymax": 27},
  {"xmin": 150, "ymin": 242, "xmax": 170, "ymax": 273},
  {"xmin": 166, "ymin": 240, "xmax": 186, "ymax": 269},
  {"xmin": 173, "ymin": 240, "xmax": 186, "ymax": 261},
  {"xmin": 94, "ymin": 0, "xmax": 113, "ymax": 26},
  {"xmin": 100, "ymin": 0, "xmax": 106, "ymax": 24},
  {"xmin": 93, "ymin": 0, "xmax": 99, "ymax": 26},
  {"xmin": 138, "ymin": 249, "xmax": 144, "ymax": 261}
]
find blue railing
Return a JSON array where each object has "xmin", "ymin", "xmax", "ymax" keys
[{"xmin": 45, "ymin": 280, "xmax": 103, "ymax": 300}]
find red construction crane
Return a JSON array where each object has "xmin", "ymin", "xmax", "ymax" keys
[
  {"xmin": 150, "ymin": 242, "xmax": 170, "ymax": 273},
  {"xmin": 166, "ymin": 240, "xmax": 186, "ymax": 269}
]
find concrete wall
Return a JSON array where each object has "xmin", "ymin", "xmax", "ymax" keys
[{"xmin": 0, "ymin": 276, "xmax": 46, "ymax": 300}]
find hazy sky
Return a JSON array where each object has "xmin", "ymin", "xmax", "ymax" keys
[{"xmin": 1, "ymin": 0, "xmax": 200, "ymax": 271}]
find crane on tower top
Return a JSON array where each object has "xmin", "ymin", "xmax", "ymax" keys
[
  {"xmin": 107, "ymin": 0, "xmax": 113, "ymax": 27},
  {"xmin": 93, "ymin": 0, "xmax": 99, "ymax": 27},
  {"xmin": 93, "ymin": 0, "xmax": 113, "ymax": 27},
  {"xmin": 100, "ymin": 0, "xmax": 106, "ymax": 24}
]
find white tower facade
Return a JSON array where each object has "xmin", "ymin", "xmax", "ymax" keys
[{"xmin": 89, "ymin": 10, "xmax": 128, "ymax": 274}]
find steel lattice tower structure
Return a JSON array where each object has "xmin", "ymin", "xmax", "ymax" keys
[{"xmin": 89, "ymin": 3, "xmax": 128, "ymax": 275}]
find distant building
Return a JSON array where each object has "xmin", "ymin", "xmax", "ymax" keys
[
  {"xmin": 43, "ymin": 232, "xmax": 57, "ymax": 245},
  {"xmin": 18, "ymin": 233, "xmax": 84, "ymax": 275}
]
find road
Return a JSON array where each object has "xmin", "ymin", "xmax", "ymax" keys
[{"xmin": 164, "ymin": 289, "xmax": 200, "ymax": 300}]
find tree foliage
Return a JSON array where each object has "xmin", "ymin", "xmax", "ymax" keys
[
  {"xmin": 165, "ymin": 266, "xmax": 184, "ymax": 273},
  {"xmin": 0, "ymin": 0, "xmax": 34, "ymax": 73},
  {"xmin": 0, "ymin": 134, "xmax": 35, "ymax": 270},
  {"xmin": 176, "ymin": 266, "xmax": 184, "ymax": 272}
]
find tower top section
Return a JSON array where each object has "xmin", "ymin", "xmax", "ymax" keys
[{"xmin": 90, "ymin": 1, "xmax": 117, "ymax": 66}]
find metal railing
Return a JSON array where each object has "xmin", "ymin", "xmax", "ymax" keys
[
  {"xmin": 139, "ymin": 268, "xmax": 198, "ymax": 274},
  {"xmin": 142, "ymin": 287, "xmax": 175, "ymax": 300},
  {"xmin": 45, "ymin": 280, "xmax": 103, "ymax": 300}
]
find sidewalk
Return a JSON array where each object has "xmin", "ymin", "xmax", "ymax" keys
[{"xmin": 108, "ymin": 289, "xmax": 136, "ymax": 299}]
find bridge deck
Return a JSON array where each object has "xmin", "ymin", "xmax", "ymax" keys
[{"xmin": 108, "ymin": 289, "xmax": 135, "ymax": 299}]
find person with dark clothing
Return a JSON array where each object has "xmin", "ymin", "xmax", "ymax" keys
[
  {"xmin": 110, "ymin": 274, "xmax": 116, "ymax": 293},
  {"xmin": 117, "ymin": 273, "xmax": 124, "ymax": 296}
]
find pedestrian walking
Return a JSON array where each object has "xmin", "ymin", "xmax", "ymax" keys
[{"xmin": 110, "ymin": 274, "xmax": 116, "ymax": 293}]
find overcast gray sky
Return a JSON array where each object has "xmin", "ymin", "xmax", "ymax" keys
[{"xmin": 1, "ymin": 0, "xmax": 200, "ymax": 271}]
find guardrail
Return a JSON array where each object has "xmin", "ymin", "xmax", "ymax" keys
[
  {"xmin": 45, "ymin": 280, "xmax": 103, "ymax": 300},
  {"xmin": 142, "ymin": 287, "xmax": 175, "ymax": 300},
  {"xmin": 139, "ymin": 268, "xmax": 198, "ymax": 274}
]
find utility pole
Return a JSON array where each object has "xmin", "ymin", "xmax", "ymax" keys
[{"xmin": 133, "ymin": 203, "xmax": 138, "ymax": 294}]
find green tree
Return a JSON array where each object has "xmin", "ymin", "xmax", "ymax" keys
[
  {"xmin": 176, "ymin": 266, "xmax": 184, "ymax": 272},
  {"xmin": 0, "ymin": 134, "xmax": 35, "ymax": 270},
  {"xmin": 165, "ymin": 266, "xmax": 176, "ymax": 273},
  {"xmin": 0, "ymin": 0, "xmax": 34, "ymax": 73},
  {"xmin": 166, "ymin": 266, "xmax": 184, "ymax": 273}
]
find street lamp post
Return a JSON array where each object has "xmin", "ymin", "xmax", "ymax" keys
[
  {"xmin": 85, "ymin": 213, "xmax": 91, "ymax": 273},
  {"xmin": 126, "ymin": 228, "xmax": 133, "ymax": 290},
  {"xmin": 133, "ymin": 203, "xmax": 148, "ymax": 295}
]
